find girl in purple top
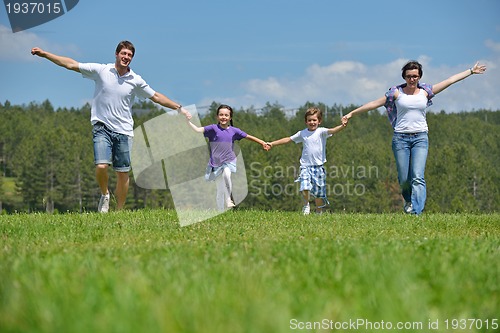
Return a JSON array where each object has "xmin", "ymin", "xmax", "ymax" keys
[{"xmin": 188, "ymin": 104, "xmax": 269, "ymax": 210}]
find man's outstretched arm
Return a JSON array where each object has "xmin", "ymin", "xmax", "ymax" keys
[{"xmin": 31, "ymin": 47, "xmax": 80, "ymax": 72}]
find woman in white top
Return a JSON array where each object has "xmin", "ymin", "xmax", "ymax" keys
[{"xmin": 343, "ymin": 60, "xmax": 486, "ymax": 215}]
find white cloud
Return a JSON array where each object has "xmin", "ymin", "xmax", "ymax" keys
[
  {"xmin": 0, "ymin": 24, "xmax": 80, "ymax": 61},
  {"xmin": 225, "ymin": 54, "xmax": 500, "ymax": 113},
  {"xmin": 0, "ymin": 25, "xmax": 44, "ymax": 61},
  {"xmin": 485, "ymin": 39, "xmax": 500, "ymax": 53},
  {"xmin": 246, "ymin": 77, "xmax": 288, "ymax": 100}
]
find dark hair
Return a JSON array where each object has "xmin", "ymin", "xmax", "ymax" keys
[
  {"xmin": 217, "ymin": 104, "xmax": 234, "ymax": 126},
  {"xmin": 116, "ymin": 40, "xmax": 135, "ymax": 57},
  {"xmin": 304, "ymin": 107, "xmax": 322, "ymax": 122},
  {"xmin": 401, "ymin": 60, "xmax": 423, "ymax": 79}
]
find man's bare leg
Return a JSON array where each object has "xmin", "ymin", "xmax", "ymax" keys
[
  {"xmin": 95, "ymin": 164, "xmax": 109, "ymax": 195},
  {"xmin": 115, "ymin": 171, "xmax": 129, "ymax": 210}
]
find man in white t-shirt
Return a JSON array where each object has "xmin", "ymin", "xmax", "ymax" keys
[
  {"xmin": 31, "ymin": 41, "xmax": 190, "ymax": 213},
  {"xmin": 268, "ymin": 107, "xmax": 347, "ymax": 215}
]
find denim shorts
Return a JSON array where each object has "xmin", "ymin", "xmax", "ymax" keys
[{"xmin": 92, "ymin": 122, "xmax": 133, "ymax": 172}]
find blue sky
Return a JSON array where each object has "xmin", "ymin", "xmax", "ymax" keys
[{"xmin": 1, "ymin": 0, "xmax": 499, "ymax": 114}]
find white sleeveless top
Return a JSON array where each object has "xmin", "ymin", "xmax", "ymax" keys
[{"xmin": 394, "ymin": 88, "xmax": 429, "ymax": 133}]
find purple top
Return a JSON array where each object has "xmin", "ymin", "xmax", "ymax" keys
[{"xmin": 204, "ymin": 124, "xmax": 247, "ymax": 167}]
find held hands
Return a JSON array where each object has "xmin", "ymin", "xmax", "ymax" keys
[
  {"xmin": 262, "ymin": 142, "xmax": 272, "ymax": 151},
  {"xmin": 341, "ymin": 115, "xmax": 349, "ymax": 127},
  {"xmin": 179, "ymin": 107, "xmax": 192, "ymax": 120}
]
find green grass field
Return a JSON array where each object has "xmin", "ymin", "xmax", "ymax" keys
[{"xmin": 0, "ymin": 210, "xmax": 498, "ymax": 333}]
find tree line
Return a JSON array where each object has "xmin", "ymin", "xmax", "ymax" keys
[{"xmin": 0, "ymin": 100, "xmax": 499, "ymax": 214}]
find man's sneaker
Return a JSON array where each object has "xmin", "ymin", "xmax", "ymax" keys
[
  {"xmin": 226, "ymin": 199, "xmax": 236, "ymax": 209},
  {"xmin": 302, "ymin": 204, "xmax": 310, "ymax": 215},
  {"xmin": 98, "ymin": 193, "xmax": 110, "ymax": 213},
  {"xmin": 404, "ymin": 201, "xmax": 413, "ymax": 214}
]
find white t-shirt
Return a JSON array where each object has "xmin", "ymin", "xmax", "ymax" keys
[
  {"xmin": 290, "ymin": 127, "xmax": 332, "ymax": 166},
  {"xmin": 79, "ymin": 63, "xmax": 156, "ymax": 136},
  {"xmin": 394, "ymin": 89, "xmax": 429, "ymax": 133}
]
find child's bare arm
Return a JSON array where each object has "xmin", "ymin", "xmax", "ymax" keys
[
  {"xmin": 327, "ymin": 122, "xmax": 347, "ymax": 135},
  {"xmin": 187, "ymin": 121, "xmax": 205, "ymax": 133},
  {"xmin": 246, "ymin": 135, "xmax": 270, "ymax": 151},
  {"xmin": 268, "ymin": 137, "xmax": 292, "ymax": 148}
]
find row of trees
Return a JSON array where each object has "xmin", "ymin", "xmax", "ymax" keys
[{"xmin": 1, "ymin": 100, "xmax": 499, "ymax": 213}]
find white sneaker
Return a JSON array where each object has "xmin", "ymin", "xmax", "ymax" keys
[
  {"xmin": 98, "ymin": 193, "xmax": 110, "ymax": 213},
  {"xmin": 226, "ymin": 199, "xmax": 236, "ymax": 209},
  {"xmin": 404, "ymin": 202, "xmax": 413, "ymax": 214},
  {"xmin": 302, "ymin": 204, "xmax": 310, "ymax": 215}
]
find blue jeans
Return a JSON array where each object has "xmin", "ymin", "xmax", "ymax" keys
[
  {"xmin": 92, "ymin": 122, "xmax": 133, "ymax": 172},
  {"xmin": 391, "ymin": 132, "xmax": 428, "ymax": 215}
]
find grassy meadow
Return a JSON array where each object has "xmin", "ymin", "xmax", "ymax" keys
[{"xmin": 0, "ymin": 210, "xmax": 498, "ymax": 333}]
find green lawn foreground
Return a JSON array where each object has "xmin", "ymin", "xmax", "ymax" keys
[{"xmin": 0, "ymin": 210, "xmax": 498, "ymax": 333}]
